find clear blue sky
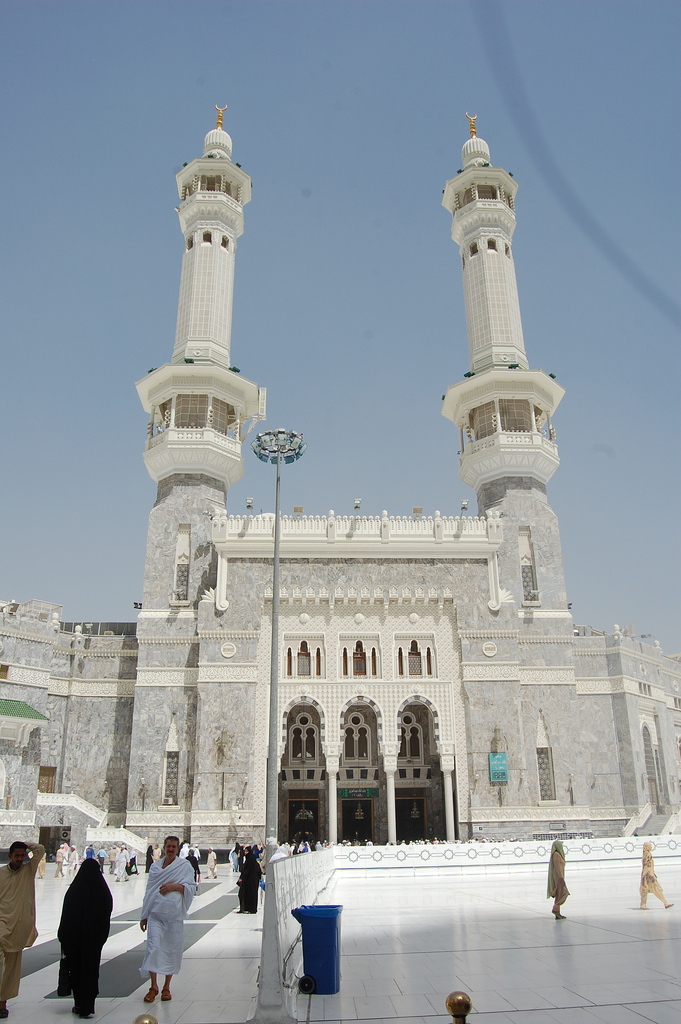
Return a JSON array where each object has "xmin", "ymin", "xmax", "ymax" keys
[{"xmin": 1, "ymin": 1, "xmax": 679, "ymax": 650}]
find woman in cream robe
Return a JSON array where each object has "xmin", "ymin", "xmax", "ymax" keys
[
  {"xmin": 547, "ymin": 840, "xmax": 569, "ymax": 919},
  {"xmin": 640, "ymin": 842, "xmax": 673, "ymax": 909}
]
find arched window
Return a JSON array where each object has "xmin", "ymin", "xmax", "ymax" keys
[
  {"xmin": 221, "ymin": 235, "xmax": 229, "ymax": 248},
  {"xmin": 342, "ymin": 647, "xmax": 348, "ymax": 676},
  {"xmin": 316, "ymin": 647, "xmax": 322, "ymax": 676},
  {"xmin": 286, "ymin": 647, "xmax": 292, "ymax": 677},
  {"xmin": 202, "ymin": 230, "xmax": 212, "ymax": 244},
  {"xmin": 426, "ymin": 647, "xmax": 432, "ymax": 676},
  {"xmin": 353, "ymin": 641, "xmax": 366, "ymax": 677},
  {"xmin": 398, "ymin": 647, "xmax": 404, "ymax": 676},
  {"xmin": 371, "ymin": 647, "xmax": 377, "ymax": 676},
  {"xmin": 186, "ymin": 235, "xmax": 193, "ymax": 250},
  {"xmin": 408, "ymin": 640, "xmax": 422, "ymax": 676},
  {"xmin": 163, "ymin": 751, "xmax": 179, "ymax": 804},
  {"xmin": 642, "ymin": 725, "xmax": 659, "ymax": 807},
  {"xmin": 289, "ymin": 712, "xmax": 319, "ymax": 764},
  {"xmin": 398, "ymin": 713, "xmax": 423, "ymax": 763},
  {"xmin": 297, "ymin": 641, "xmax": 311, "ymax": 677},
  {"xmin": 536, "ymin": 714, "xmax": 555, "ymax": 801},
  {"xmin": 343, "ymin": 713, "xmax": 371, "ymax": 762},
  {"xmin": 487, "ymin": 238, "xmax": 497, "ymax": 251}
]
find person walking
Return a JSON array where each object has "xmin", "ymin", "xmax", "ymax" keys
[
  {"xmin": 145, "ymin": 845, "xmax": 154, "ymax": 874},
  {"xmin": 68, "ymin": 847, "xmax": 79, "ymax": 878},
  {"xmin": 0, "ymin": 840, "xmax": 45, "ymax": 1018},
  {"xmin": 37, "ymin": 850, "xmax": 46, "ymax": 880},
  {"xmin": 547, "ymin": 839, "xmax": 569, "ymax": 919},
  {"xmin": 54, "ymin": 844, "xmax": 66, "ymax": 878},
  {"xmin": 114, "ymin": 846, "xmax": 128, "ymax": 883},
  {"xmin": 57, "ymin": 858, "xmax": 113, "ymax": 1019},
  {"xmin": 237, "ymin": 848, "xmax": 262, "ymax": 914},
  {"xmin": 206, "ymin": 848, "xmax": 218, "ymax": 879},
  {"xmin": 139, "ymin": 835, "xmax": 196, "ymax": 1004},
  {"xmin": 97, "ymin": 848, "xmax": 107, "ymax": 874},
  {"xmin": 108, "ymin": 847, "xmax": 117, "ymax": 875},
  {"xmin": 640, "ymin": 841, "xmax": 674, "ymax": 909}
]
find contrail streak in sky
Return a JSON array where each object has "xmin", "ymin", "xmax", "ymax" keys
[{"xmin": 472, "ymin": 0, "xmax": 680, "ymax": 330}]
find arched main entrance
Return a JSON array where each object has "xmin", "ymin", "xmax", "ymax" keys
[
  {"xmin": 394, "ymin": 701, "xmax": 446, "ymax": 841},
  {"xmin": 280, "ymin": 702, "xmax": 326, "ymax": 844},
  {"xmin": 338, "ymin": 703, "xmax": 379, "ymax": 843}
]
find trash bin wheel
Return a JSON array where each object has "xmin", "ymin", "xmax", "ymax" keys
[{"xmin": 299, "ymin": 975, "xmax": 316, "ymax": 994}]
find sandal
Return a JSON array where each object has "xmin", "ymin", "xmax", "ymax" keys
[
  {"xmin": 161, "ymin": 988, "xmax": 172, "ymax": 1001},
  {"xmin": 143, "ymin": 985, "xmax": 158, "ymax": 1003}
]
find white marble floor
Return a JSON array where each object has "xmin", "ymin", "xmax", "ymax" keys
[{"xmin": 9, "ymin": 859, "xmax": 681, "ymax": 1023}]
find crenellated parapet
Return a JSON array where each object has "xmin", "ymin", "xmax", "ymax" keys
[
  {"xmin": 210, "ymin": 510, "xmax": 505, "ymax": 614},
  {"xmin": 212, "ymin": 508, "xmax": 502, "ymax": 555}
]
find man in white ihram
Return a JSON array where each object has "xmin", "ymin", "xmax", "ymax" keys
[{"xmin": 139, "ymin": 835, "xmax": 196, "ymax": 1004}]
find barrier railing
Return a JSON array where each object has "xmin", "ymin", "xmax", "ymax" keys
[
  {"xmin": 332, "ymin": 834, "xmax": 681, "ymax": 874},
  {"xmin": 252, "ymin": 849, "xmax": 336, "ymax": 1024}
]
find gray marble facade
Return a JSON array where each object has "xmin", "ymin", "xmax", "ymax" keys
[{"xmin": 2, "ymin": 474, "xmax": 681, "ymax": 849}]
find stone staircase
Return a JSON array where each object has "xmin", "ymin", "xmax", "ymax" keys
[
  {"xmin": 634, "ymin": 812, "xmax": 674, "ymax": 836},
  {"xmin": 86, "ymin": 825, "xmax": 148, "ymax": 853}
]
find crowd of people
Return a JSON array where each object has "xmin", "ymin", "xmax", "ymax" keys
[{"xmin": 0, "ymin": 834, "xmax": 674, "ymax": 1018}]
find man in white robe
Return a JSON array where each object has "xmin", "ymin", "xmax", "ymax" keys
[
  {"xmin": 139, "ymin": 835, "xmax": 195, "ymax": 1003},
  {"xmin": 115, "ymin": 846, "xmax": 129, "ymax": 882}
]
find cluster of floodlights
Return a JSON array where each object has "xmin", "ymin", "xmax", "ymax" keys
[{"xmin": 251, "ymin": 429, "xmax": 307, "ymax": 464}]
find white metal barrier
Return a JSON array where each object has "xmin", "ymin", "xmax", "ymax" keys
[
  {"xmin": 252, "ymin": 849, "xmax": 336, "ymax": 1024},
  {"xmin": 332, "ymin": 834, "xmax": 681, "ymax": 876}
]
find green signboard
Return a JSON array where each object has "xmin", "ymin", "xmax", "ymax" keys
[
  {"xmin": 489, "ymin": 752, "xmax": 508, "ymax": 783},
  {"xmin": 337, "ymin": 788, "xmax": 379, "ymax": 799}
]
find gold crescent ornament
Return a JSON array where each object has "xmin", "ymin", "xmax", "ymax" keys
[
  {"xmin": 465, "ymin": 113, "xmax": 477, "ymax": 138},
  {"xmin": 215, "ymin": 104, "xmax": 228, "ymax": 130}
]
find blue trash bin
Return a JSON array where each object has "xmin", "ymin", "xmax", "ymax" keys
[{"xmin": 291, "ymin": 904, "xmax": 343, "ymax": 994}]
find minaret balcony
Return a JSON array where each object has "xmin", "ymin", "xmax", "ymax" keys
[
  {"xmin": 460, "ymin": 429, "xmax": 560, "ymax": 491},
  {"xmin": 143, "ymin": 425, "xmax": 245, "ymax": 488}
]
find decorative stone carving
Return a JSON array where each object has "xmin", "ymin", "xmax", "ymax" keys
[{"xmin": 463, "ymin": 663, "xmax": 520, "ymax": 681}]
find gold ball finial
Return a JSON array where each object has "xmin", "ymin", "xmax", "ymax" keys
[
  {"xmin": 465, "ymin": 113, "xmax": 477, "ymax": 138},
  {"xmin": 215, "ymin": 104, "xmax": 228, "ymax": 130},
  {"xmin": 446, "ymin": 990, "xmax": 473, "ymax": 1023},
  {"xmin": 132, "ymin": 1015, "xmax": 159, "ymax": 1024}
]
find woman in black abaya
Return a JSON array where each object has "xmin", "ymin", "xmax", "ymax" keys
[
  {"xmin": 57, "ymin": 857, "xmax": 113, "ymax": 1019},
  {"xmin": 239, "ymin": 849, "xmax": 262, "ymax": 914}
]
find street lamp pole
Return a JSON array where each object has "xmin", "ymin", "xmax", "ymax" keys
[
  {"xmin": 251, "ymin": 429, "xmax": 307, "ymax": 852},
  {"xmin": 266, "ymin": 446, "xmax": 282, "ymax": 848}
]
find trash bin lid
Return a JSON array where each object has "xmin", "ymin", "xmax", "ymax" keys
[{"xmin": 291, "ymin": 904, "xmax": 343, "ymax": 920}]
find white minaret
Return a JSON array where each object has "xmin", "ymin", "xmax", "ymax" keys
[
  {"xmin": 134, "ymin": 109, "xmax": 263, "ymax": 610},
  {"xmin": 136, "ymin": 107, "xmax": 263, "ymax": 494},
  {"xmin": 441, "ymin": 116, "xmax": 564, "ymax": 502},
  {"xmin": 172, "ymin": 110, "xmax": 251, "ymax": 369}
]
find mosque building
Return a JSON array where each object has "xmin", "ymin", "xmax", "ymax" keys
[{"xmin": 1, "ymin": 114, "xmax": 680, "ymax": 853}]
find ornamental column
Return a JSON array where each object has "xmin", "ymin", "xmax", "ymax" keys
[
  {"xmin": 326, "ymin": 757, "xmax": 339, "ymax": 844},
  {"xmin": 384, "ymin": 757, "xmax": 397, "ymax": 844},
  {"xmin": 441, "ymin": 755, "xmax": 456, "ymax": 842}
]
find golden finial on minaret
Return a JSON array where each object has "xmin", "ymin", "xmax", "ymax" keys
[
  {"xmin": 466, "ymin": 113, "xmax": 477, "ymax": 138},
  {"xmin": 215, "ymin": 104, "xmax": 228, "ymax": 130}
]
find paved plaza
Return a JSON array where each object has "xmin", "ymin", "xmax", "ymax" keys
[{"xmin": 10, "ymin": 857, "xmax": 681, "ymax": 1024}]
